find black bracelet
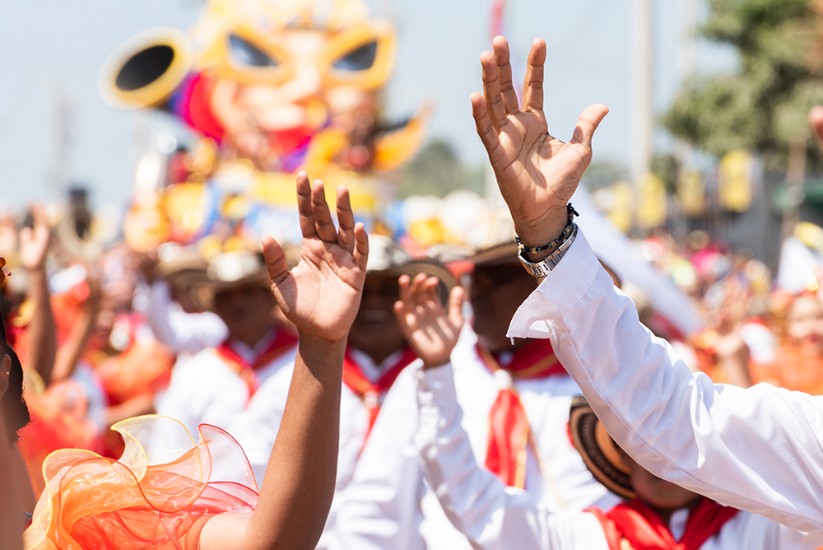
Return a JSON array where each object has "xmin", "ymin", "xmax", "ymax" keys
[{"xmin": 515, "ymin": 204, "xmax": 579, "ymax": 254}]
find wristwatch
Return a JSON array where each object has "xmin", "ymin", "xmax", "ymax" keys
[{"xmin": 517, "ymin": 224, "xmax": 578, "ymax": 278}]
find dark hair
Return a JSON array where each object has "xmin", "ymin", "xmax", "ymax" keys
[{"xmin": 1, "ymin": 345, "xmax": 30, "ymax": 444}]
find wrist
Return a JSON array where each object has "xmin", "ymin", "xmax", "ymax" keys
[
  {"xmin": 298, "ymin": 333, "xmax": 347, "ymax": 355},
  {"xmin": 421, "ymin": 357, "xmax": 451, "ymax": 370},
  {"xmin": 513, "ymin": 204, "xmax": 574, "ymax": 252},
  {"xmin": 516, "ymin": 204, "xmax": 579, "ymax": 262}
]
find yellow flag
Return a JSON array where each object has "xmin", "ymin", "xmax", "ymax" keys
[
  {"xmin": 636, "ymin": 173, "xmax": 667, "ymax": 229},
  {"xmin": 678, "ymin": 170, "xmax": 704, "ymax": 217},
  {"xmin": 719, "ymin": 150, "xmax": 752, "ymax": 213}
]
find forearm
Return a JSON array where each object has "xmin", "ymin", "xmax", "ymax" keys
[
  {"xmin": 0, "ymin": 421, "xmax": 24, "ymax": 550},
  {"xmin": 24, "ymin": 270, "xmax": 57, "ymax": 385},
  {"xmin": 509, "ymin": 232, "xmax": 823, "ymax": 533},
  {"xmin": 416, "ymin": 363, "xmax": 547, "ymax": 548},
  {"xmin": 105, "ymin": 393, "xmax": 155, "ymax": 426},
  {"xmin": 201, "ymin": 334, "xmax": 345, "ymax": 550},
  {"xmin": 51, "ymin": 311, "xmax": 94, "ymax": 383}
]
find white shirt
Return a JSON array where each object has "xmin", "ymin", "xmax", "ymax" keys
[
  {"xmin": 154, "ymin": 330, "xmax": 297, "ymax": 484},
  {"xmin": 509, "ymin": 231, "xmax": 823, "ymax": 535},
  {"xmin": 318, "ymin": 348, "xmax": 411, "ymax": 549},
  {"xmin": 142, "ymin": 280, "xmax": 227, "ymax": 355},
  {"xmin": 413, "ymin": 360, "xmax": 821, "ymax": 549},
  {"xmin": 334, "ymin": 328, "xmax": 617, "ymax": 549}
]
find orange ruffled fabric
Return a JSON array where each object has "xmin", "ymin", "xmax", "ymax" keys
[{"xmin": 24, "ymin": 416, "xmax": 259, "ymax": 550}]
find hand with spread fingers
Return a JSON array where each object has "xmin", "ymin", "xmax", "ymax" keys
[
  {"xmin": 394, "ymin": 273, "xmax": 464, "ymax": 369},
  {"xmin": 472, "ymin": 36, "xmax": 609, "ymax": 247},
  {"xmin": 262, "ymin": 171, "xmax": 369, "ymax": 343},
  {"xmin": 18, "ymin": 204, "xmax": 51, "ymax": 273}
]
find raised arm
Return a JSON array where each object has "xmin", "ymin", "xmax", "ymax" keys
[
  {"xmin": 396, "ymin": 274, "xmax": 598, "ymax": 548},
  {"xmin": 394, "ymin": 273, "xmax": 464, "ymax": 369},
  {"xmin": 476, "ymin": 37, "xmax": 823, "ymax": 533},
  {"xmin": 199, "ymin": 172, "xmax": 368, "ymax": 550},
  {"xmin": 18, "ymin": 205, "xmax": 57, "ymax": 386},
  {"xmin": 472, "ymin": 36, "xmax": 608, "ymax": 250}
]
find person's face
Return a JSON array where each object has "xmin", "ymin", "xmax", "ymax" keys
[
  {"xmin": 624, "ymin": 452, "xmax": 701, "ymax": 511},
  {"xmin": 213, "ymin": 283, "xmax": 275, "ymax": 342},
  {"xmin": 210, "ymin": 30, "xmax": 378, "ymax": 162},
  {"xmin": 469, "ymin": 262, "xmax": 535, "ymax": 353},
  {"xmin": 348, "ymin": 274, "xmax": 405, "ymax": 363},
  {"xmin": 786, "ymin": 294, "xmax": 823, "ymax": 354}
]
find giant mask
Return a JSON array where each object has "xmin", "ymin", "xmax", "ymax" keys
[{"xmin": 102, "ymin": 0, "xmax": 426, "ymax": 251}]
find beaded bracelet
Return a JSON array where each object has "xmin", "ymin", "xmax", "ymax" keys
[{"xmin": 515, "ymin": 204, "xmax": 579, "ymax": 254}]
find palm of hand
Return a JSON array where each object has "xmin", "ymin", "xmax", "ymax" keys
[
  {"xmin": 395, "ymin": 278, "xmax": 463, "ymax": 367},
  {"xmin": 407, "ymin": 313, "xmax": 457, "ymax": 362},
  {"xmin": 19, "ymin": 225, "xmax": 50, "ymax": 270},
  {"xmin": 495, "ymin": 112, "xmax": 591, "ymax": 226},
  {"xmin": 272, "ymin": 239, "xmax": 365, "ymax": 342}
]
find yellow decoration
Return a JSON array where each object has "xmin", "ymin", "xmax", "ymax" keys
[
  {"xmin": 606, "ymin": 182, "xmax": 634, "ymax": 233},
  {"xmin": 794, "ymin": 221, "xmax": 823, "ymax": 252},
  {"xmin": 123, "ymin": 205, "xmax": 170, "ymax": 252},
  {"xmin": 719, "ymin": 150, "xmax": 753, "ymax": 213},
  {"xmin": 636, "ymin": 173, "xmax": 667, "ymax": 229},
  {"xmin": 678, "ymin": 170, "xmax": 705, "ymax": 217}
]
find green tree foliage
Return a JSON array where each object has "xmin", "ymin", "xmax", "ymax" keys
[{"xmin": 664, "ymin": 0, "xmax": 823, "ymax": 168}]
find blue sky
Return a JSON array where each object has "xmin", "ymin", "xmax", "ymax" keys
[{"xmin": 0, "ymin": 1, "xmax": 735, "ymax": 208}]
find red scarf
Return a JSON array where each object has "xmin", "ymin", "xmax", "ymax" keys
[
  {"xmin": 589, "ymin": 497, "xmax": 739, "ymax": 550},
  {"xmin": 214, "ymin": 329, "xmax": 298, "ymax": 401},
  {"xmin": 478, "ymin": 339, "xmax": 567, "ymax": 488},
  {"xmin": 343, "ymin": 346, "xmax": 417, "ymax": 445}
]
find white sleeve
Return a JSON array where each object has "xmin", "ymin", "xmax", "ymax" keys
[
  {"xmin": 333, "ymin": 366, "xmax": 427, "ymax": 550},
  {"xmin": 144, "ymin": 281, "xmax": 227, "ymax": 354},
  {"xmin": 508, "ymin": 232, "xmax": 823, "ymax": 534},
  {"xmin": 415, "ymin": 363, "xmax": 599, "ymax": 550}
]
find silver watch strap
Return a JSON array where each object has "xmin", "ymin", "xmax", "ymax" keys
[{"xmin": 517, "ymin": 224, "xmax": 578, "ymax": 278}]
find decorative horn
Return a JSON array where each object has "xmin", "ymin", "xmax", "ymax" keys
[
  {"xmin": 54, "ymin": 187, "xmax": 101, "ymax": 261},
  {"xmin": 99, "ymin": 28, "xmax": 193, "ymax": 110}
]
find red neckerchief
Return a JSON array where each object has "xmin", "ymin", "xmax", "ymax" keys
[
  {"xmin": 588, "ymin": 497, "xmax": 740, "ymax": 550},
  {"xmin": 343, "ymin": 346, "xmax": 417, "ymax": 446},
  {"xmin": 214, "ymin": 329, "xmax": 298, "ymax": 401},
  {"xmin": 477, "ymin": 339, "xmax": 567, "ymax": 489}
]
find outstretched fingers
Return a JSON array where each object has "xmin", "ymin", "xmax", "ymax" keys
[
  {"xmin": 570, "ymin": 103, "xmax": 610, "ymax": 149},
  {"xmin": 353, "ymin": 223, "xmax": 369, "ymax": 272},
  {"xmin": 481, "ymin": 50, "xmax": 507, "ymax": 129},
  {"xmin": 492, "ymin": 36, "xmax": 520, "ymax": 115},
  {"xmin": 310, "ymin": 179, "xmax": 338, "ymax": 243},
  {"xmin": 262, "ymin": 235, "xmax": 290, "ymax": 286},
  {"xmin": 295, "ymin": 172, "xmax": 318, "ymax": 240},
  {"xmin": 522, "ymin": 38, "xmax": 546, "ymax": 113},
  {"xmin": 336, "ymin": 186, "xmax": 355, "ymax": 253},
  {"xmin": 447, "ymin": 286, "xmax": 465, "ymax": 328},
  {"xmin": 472, "ymin": 93, "xmax": 501, "ymax": 156}
]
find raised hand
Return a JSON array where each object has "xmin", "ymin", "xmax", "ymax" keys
[
  {"xmin": 394, "ymin": 273, "xmax": 464, "ymax": 369},
  {"xmin": 18, "ymin": 204, "xmax": 51, "ymax": 272},
  {"xmin": 262, "ymin": 172, "xmax": 368, "ymax": 343},
  {"xmin": 472, "ymin": 36, "xmax": 609, "ymax": 246}
]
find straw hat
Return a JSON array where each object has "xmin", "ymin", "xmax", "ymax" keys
[
  {"xmin": 183, "ymin": 250, "xmax": 271, "ymax": 313},
  {"xmin": 568, "ymin": 395, "xmax": 635, "ymax": 500},
  {"xmin": 367, "ymin": 235, "xmax": 457, "ymax": 302}
]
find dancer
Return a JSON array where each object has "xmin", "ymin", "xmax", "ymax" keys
[
  {"xmin": 472, "ymin": 34, "xmax": 823, "ymax": 533},
  {"xmin": 23, "ymin": 173, "xmax": 368, "ymax": 549},
  {"xmin": 398, "ymin": 273, "xmax": 820, "ymax": 548}
]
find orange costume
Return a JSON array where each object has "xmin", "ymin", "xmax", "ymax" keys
[{"xmin": 24, "ymin": 416, "xmax": 258, "ymax": 549}]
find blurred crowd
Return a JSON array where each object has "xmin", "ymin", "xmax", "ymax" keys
[{"xmin": 4, "ymin": 174, "xmax": 823, "ymax": 545}]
